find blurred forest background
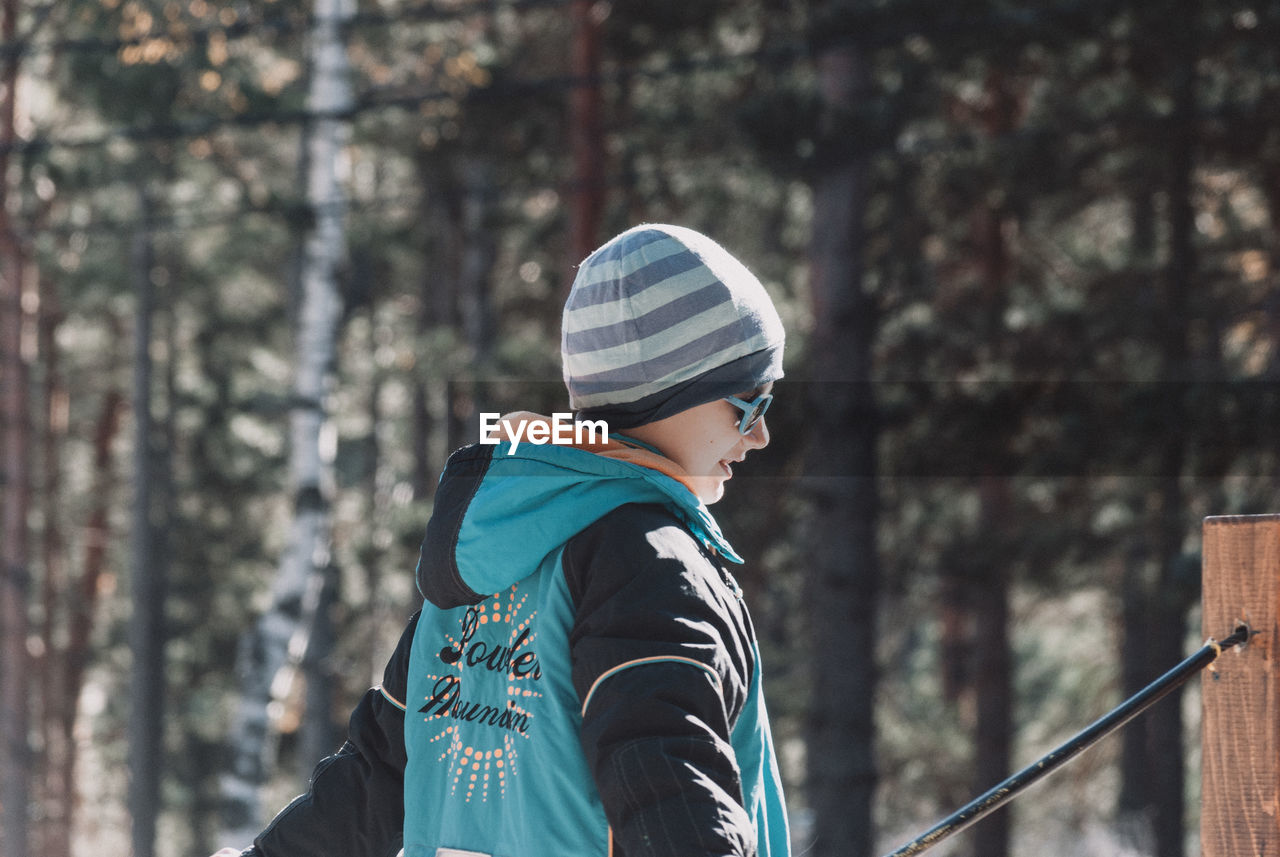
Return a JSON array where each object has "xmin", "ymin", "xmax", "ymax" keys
[{"xmin": 1, "ymin": 1, "xmax": 1278, "ymax": 856}]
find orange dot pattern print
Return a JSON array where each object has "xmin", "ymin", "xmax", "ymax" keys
[{"xmin": 418, "ymin": 585, "xmax": 542, "ymax": 803}]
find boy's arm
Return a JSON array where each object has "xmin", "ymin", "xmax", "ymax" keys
[
  {"xmin": 219, "ymin": 612, "xmax": 418, "ymax": 857},
  {"xmin": 566, "ymin": 506, "xmax": 757, "ymax": 857}
]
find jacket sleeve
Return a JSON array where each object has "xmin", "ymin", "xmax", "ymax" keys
[
  {"xmin": 248, "ymin": 611, "xmax": 419, "ymax": 857},
  {"xmin": 565, "ymin": 505, "xmax": 757, "ymax": 857}
]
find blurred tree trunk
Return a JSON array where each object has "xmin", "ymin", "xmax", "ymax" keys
[
  {"xmin": 410, "ymin": 159, "xmax": 451, "ymax": 497},
  {"xmin": 1260, "ymin": 168, "xmax": 1280, "ymax": 377},
  {"xmin": 454, "ymin": 159, "xmax": 497, "ymax": 376},
  {"xmin": 220, "ymin": 0, "xmax": 353, "ymax": 842},
  {"xmin": 938, "ymin": 573, "xmax": 969, "ymax": 703},
  {"xmin": 33, "ymin": 293, "xmax": 124, "ymax": 857},
  {"xmin": 0, "ymin": 0, "xmax": 32, "ymax": 852},
  {"xmin": 57, "ymin": 385, "xmax": 124, "ymax": 856},
  {"xmin": 1109, "ymin": 6, "xmax": 1203, "ymax": 855},
  {"xmin": 966, "ymin": 69, "xmax": 1019, "ymax": 857},
  {"xmin": 970, "ymin": 478, "xmax": 1012, "ymax": 857},
  {"xmin": 569, "ymin": 0, "xmax": 604, "ymax": 268},
  {"xmin": 1117, "ymin": 5, "xmax": 1200, "ymax": 853},
  {"xmin": 1148, "ymin": 5, "xmax": 1199, "ymax": 854},
  {"xmin": 1118, "ymin": 543, "xmax": 1153, "ymax": 843},
  {"xmin": 1117, "ymin": 189, "xmax": 1157, "ymax": 849},
  {"xmin": 804, "ymin": 31, "xmax": 879, "ymax": 857},
  {"xmin": 411, "ymin": 160, "xmax": 447, "ymax": 497},
  {"xmin": 410, "ymin": 308, "xmax": 438, "ymax": 501},
  {"xmin": 926, "ymin": 64, "xmax": 1020, "ymax": 857},
  {"xmin": 129, "ymin": 188, "xmax": 167, "ymax": 857},
  {"xmin": 359, "ymin": 307, "xmax": 390, "ymax": 679},
  {"xmin": 448, "ymin": 162, "xmax": 496, "ymax": 450},
  {"xmin": 407, "ymin": 155, "xmax": 498, "ymax": 530},
  {"xmin": 299, "ymin": 566, "xmax": 341, "ymax": 775},
  {"xmin": 37, "ymin": 272, "xmax": 70, "ymax": 857}
]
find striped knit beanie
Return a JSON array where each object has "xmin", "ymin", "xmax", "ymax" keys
[{"xmin": 562, "ymin": 224, "xmax": 785, "ymax": 430}]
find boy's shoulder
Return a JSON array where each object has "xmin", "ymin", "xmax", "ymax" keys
[
  {"xmin": 571, "ymin": 502, "xmax": 705, "ymax": 556},
  {"xmin": 563, "ymin": 502, "xmax": 726, "ymax": 601}
]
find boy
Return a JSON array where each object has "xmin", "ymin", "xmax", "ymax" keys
[{"xmin": 215, "ymin": 223, "xmax": 791, "ymax": 857}]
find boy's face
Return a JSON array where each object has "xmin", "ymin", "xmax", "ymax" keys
[{"xmin": 626, "ymin": 383, "xmax": 772, "ymax": 505}]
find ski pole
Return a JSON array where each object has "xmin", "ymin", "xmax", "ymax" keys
[{"xmin": 881, "ymin": 624, "xmax": 1254, "ymax": 857}]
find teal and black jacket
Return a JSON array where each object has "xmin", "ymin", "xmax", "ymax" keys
[{"xmin": 248, "ymin": 439, "xmax": 790, "ymax": 857}]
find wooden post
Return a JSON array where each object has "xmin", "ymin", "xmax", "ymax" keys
[{"xmin": 1201, "ymin": 514, "xmax": 1280, "ymax": 857}]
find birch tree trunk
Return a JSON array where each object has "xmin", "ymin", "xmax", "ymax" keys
[
  {"xmin": 804, "ymin": 32, "xmax": 879, "ymax": 857},
  {"xmin": 219, "ymin": 0, "xmax": 353, "ymax": 843}
]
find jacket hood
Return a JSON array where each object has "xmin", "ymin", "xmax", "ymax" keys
[{"xmin": 416, "ymin": 414, "xmax": 742, "ymax": 609}]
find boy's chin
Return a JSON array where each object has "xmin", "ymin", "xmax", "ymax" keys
[{"xmin": 690, "ymin": 476, "xmax": 727, "ymax": 505}]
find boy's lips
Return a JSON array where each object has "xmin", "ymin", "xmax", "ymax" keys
[{"xmin": 719, "ymin": 455, "xmax": 744, "ymax": 477}]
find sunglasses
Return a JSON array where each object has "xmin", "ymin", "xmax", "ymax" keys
[{"xmin": 723, "ymin": 392, "xmax": 773, "ymax": 435}]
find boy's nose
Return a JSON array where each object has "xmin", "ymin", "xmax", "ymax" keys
[{"xmin": 745, "ymin": 416, "xmax": 770, "ymax": 449}]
